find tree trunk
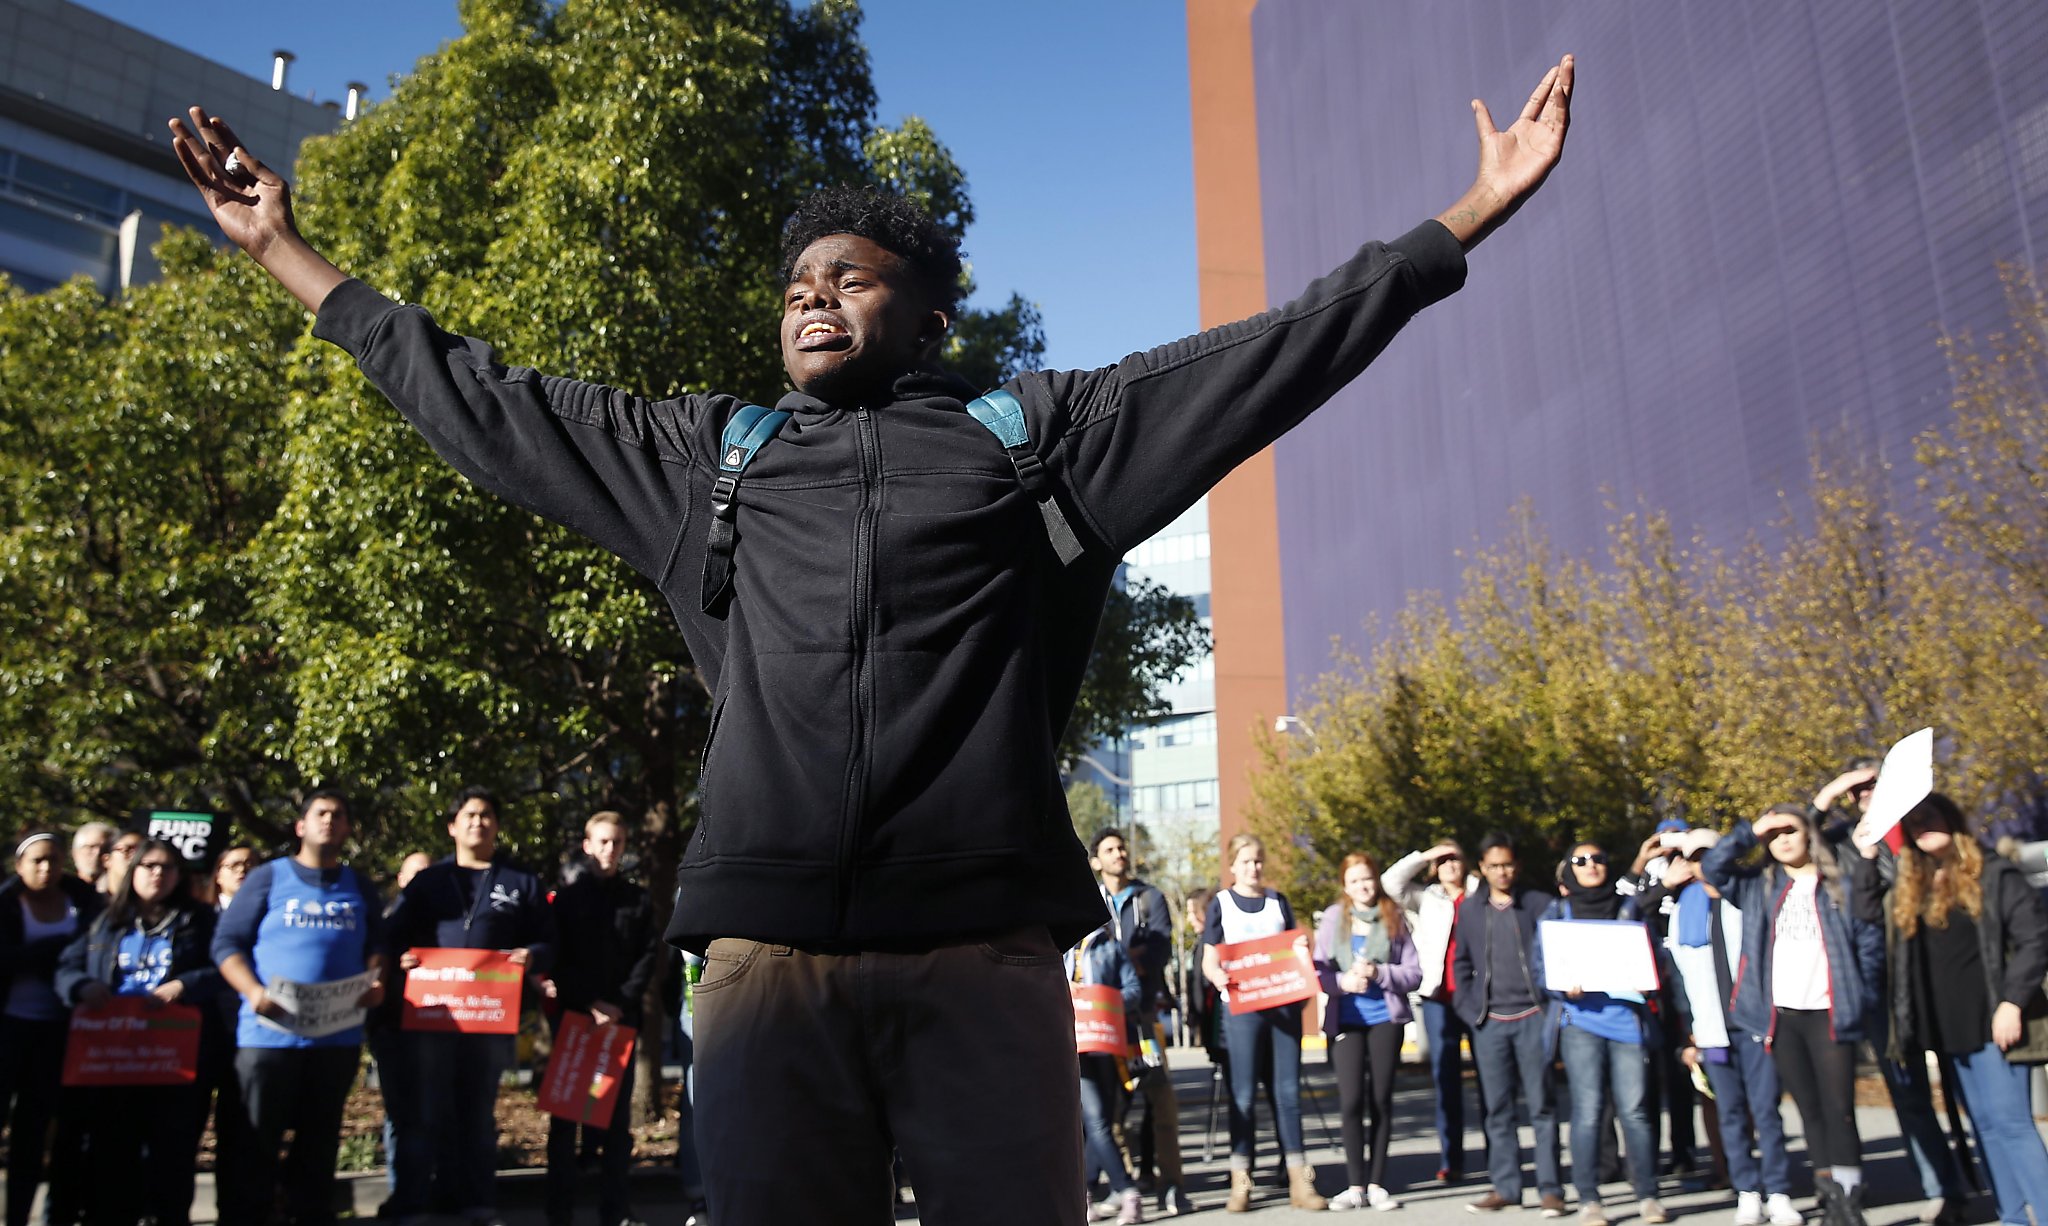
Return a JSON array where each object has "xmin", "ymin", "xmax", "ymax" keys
[{"xmin": 630, "ymin": 669, "xmax": 705, "ymax": 1126}]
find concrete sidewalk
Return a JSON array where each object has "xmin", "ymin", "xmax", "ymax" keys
[{"xmin": 7, "ymin": 1044, "xmax": 2028, "ymax": 1224}]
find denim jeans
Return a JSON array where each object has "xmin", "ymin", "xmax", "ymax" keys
[
  {"xmin": 366, "ymin": 1026, "xmax": 417, "ymax": 1201},
  {"xmin": 1422, "ymin": 998, "xmax": 1470, "ymax": 1173},
  {"xmin": 1702, "ymin": 1032, "xmax": 1792, "ymax": 1196},
  {"xmin": 1868, "ymin": 1006, "xmax": 1965, "ymax": 1198},
  {"xmin": 1948, "ymin": 1044, "xmax": 2048, "ymax": 1226},
  {"xmin": 1223, "ymin": 1003, "xmax": 1306, "ymax": 1166},
  {"xmin": 1472, "ymin": 1012, "xmax": 1562, "ymax": 1200},
  {"xmin": 1080, "ymin": 1056, "xmax": 1134, "ymax": 1194},
  {"xmin": 1559, "ymin": 1025, "xmax": 1656, "ymax": 1201},
  {"xmin": 399, "ymin": 1031, "xmax": 515, "ymax": 1216}
]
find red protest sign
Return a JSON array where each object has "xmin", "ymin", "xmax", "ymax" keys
[
  {"xmin": 1072, "ymin": 984, "xmax": 1129, "ymax": 1056},
  {"xmin": 62, "ymin": 998, "xmax": 202, "ymax": 1086},
  {"xmin": 1217, "ymin": 927, "xmax": 1316, "ymax": 1015},
  {"xmin": 401, "ymin": 948, "xmax": 524, "ymax": 1034},
  {"xmin": 537, "ymin": 1012, "xmax": 637, "ymax": 1129}
]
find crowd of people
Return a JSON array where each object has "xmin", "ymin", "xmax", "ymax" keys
[
  {"xmin": 1067, "ymin": 760, "xmax": 2048, "ymax": 1223},
  {"xmin": 0, "ymin": 792, "xmax": 708, "ymax": 1226}
]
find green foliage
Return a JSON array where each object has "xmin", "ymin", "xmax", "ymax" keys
[
  {"xmin": 1250, "ymin": 269, "xmax": 2048, "ymax": 905},
  {"xmin": 1065, "ymin": 779, "xmax": 1118, "ymax": 843}
]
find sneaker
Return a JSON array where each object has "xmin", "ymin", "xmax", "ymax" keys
[
  {"xmin": 1469, "ymin": 1193, "xmax": 1516, "ymax": 1213},
  {"xmin": 1734, "ymin": 1192, "xmax": 1764, "ymax": 1226},
  {"xmin": 1095, "ymin": 1193, "xmax": 1125, "ymax": 1220},
  {"xmin": 1330, "ymin": 1188, "xmax": 1370, "ymax": 1211},
  {"xmin": 1158, "ymin": 1185, "xmax": 1193, "ymax": 1217},
  {"xmin": 1369, "ymin": 1186, "xmax": 1403, "ymax": 1211},
  {"xmin": 1541, "ymin": 1195, "xmax": 1570, "ymax": 1218},
  {"xmin": 1582, "ymin": 1204, "xmax": 1609, "ymax": 1226},
  {"xmin": 1917, "ymin": 1200, "xmax": 1962, "ymax": 1226},
  {"xmin": 1764, "ymin": 1195, "xmax": 1801, "ymax": 1226},
  {"xmin": 1119, "ymin": 1187, "xmax": 1146, "ymax": 1225},
  {"xmin": 1639, "ymin": 1200, "xmax": 1670, "ymax": 1225},
  {"xmin": 683, "ymin": 1206, "xmax": 711, "ymax": 1226}
]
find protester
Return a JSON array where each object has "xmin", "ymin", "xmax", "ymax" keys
[
  {"xmin": 1855, "ymin": 794, "xmax": 2048, "ymax": 1226},
  {"xmin": 1540, "ymin": 841, "xmax": 1667, "ymax": 1226},
  {"xmin": 1069, "ymin": 918, "xmax": 1146, "ymax": 1224},
  {"xmin": 1203, "ymin": 834, "xmax": 1324, "ymax": 1211},
  {"xmin": 103, "ymin": 830, "xmax": 141, "ymax": 895},
  {"xmin": 1454, "ymin": 832, "xmax": 1566, "ymax": 1216},
  {"xmin": 369, "ymin": 849, "xmax": 434, "ymax": 1217},
  {"xmin": 384, "ymin": 787, "xmax": 555, "ymax": 1226},
  {"xmin": 1090, "ymin": 828, "xmax": 1191, "ymax": 1217},
  {"xmin": 1815, "ymin": 759, "xmax": 1969, "ymax": 1225},
  {"xmin": 212, "ymin": 844, "xmax": 256, "ymax": 910},
  {"xmin": 69, "ymin": 822, "xmax": 114, "ymax": 889},
  {"xmin": 1702, "ymin": 806, "xmax": 1882, "ymax": 1226},
  {"xmin": 1315, "ymin": 852, "xmax": 1421, "ymax": 1211},
  {"xmin": 1621, "ymin": 819, "xmax": 1702, "ymax": 1185},
  {"xmin": 54, "ymin": 838, "xmax": 220, "ymax": 1226},
  {"xmin": 170, "ymin": 46, "xmax": 1573, "ymax": 1222},
  {"xmin": 1, "ymin": 830, "xmax": 103, "ymax": 1226},
  {"xmin": 1386, "ymin": 841, "xmax": 1478, "ymax": 1183},
  {"xmin": 213, "ymin": 791, "xmax": 386, "ymax": 1226},
  {"xmin": 1656, "ymin": 830, "xmax": 1802, "ymax": 1226},
  {"xmin": 544, "ymin": 812, "xmax": 657, "ymax": 1226}
]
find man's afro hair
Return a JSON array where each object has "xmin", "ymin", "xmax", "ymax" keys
[{"xmin": 778, "ymin": 184, "xmax": 963, "ymax": 319}]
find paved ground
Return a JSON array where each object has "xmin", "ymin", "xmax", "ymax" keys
[{"xmin": 7, "ymin": 1045, "xmax": 2027, "ymax": 1223}]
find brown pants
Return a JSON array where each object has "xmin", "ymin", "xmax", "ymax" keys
[{"xmin": 693, "ymin": 926, "xmax": 1084, "ymax": 1225}]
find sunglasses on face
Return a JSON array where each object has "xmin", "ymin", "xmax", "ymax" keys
[{"xmin": 1570, "ymin": 853, "xmax": 1609, "ymax": 867}]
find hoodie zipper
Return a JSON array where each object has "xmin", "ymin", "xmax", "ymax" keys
[{"xmin": 835, "ymin": 405, "xmax": 882, "ymax": 921}]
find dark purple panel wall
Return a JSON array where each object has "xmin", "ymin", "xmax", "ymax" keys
[{"xmin": 1248, "ymin": 0, "xmax": 2048, "ymax": 697}]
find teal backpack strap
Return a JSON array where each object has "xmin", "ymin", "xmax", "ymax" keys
[
  {"xmin": 701, "ymin": 404, "xmax": 792, "ymax": 616},
  {"xmin": 964, "ymin": 389, "xmax": 1085, "ymax": 565}
]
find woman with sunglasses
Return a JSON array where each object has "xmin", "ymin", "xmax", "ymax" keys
[
  {"xmin": 1315, "ymin": 852, "xmax": 1421, "ymax": 1210},
  {"xmin": 1854, "ymin": 794, "xmax": 2048, "ymax": 1226},
  {"xmin": 1540, "ymin": 842, "xmax": 1667, "ymax": 1226},
  {"xmin": 1702, "ymin": 806, "xmax": 1882, "ymax": 1226},
  {"xmin": 55, "ymin": 839, "xmax": 221, "ymax": 1226},
  {"xmin": 1, "ymin": 831, "xmax": 104, "ymax": 1226}
]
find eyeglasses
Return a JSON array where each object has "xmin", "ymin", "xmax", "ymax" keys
[
  {"xmin": 134, "ymin": 860, "xmax": 176, "ymax": 873},
  {"xmin": 1570, "ymin": 853, "xmax": 1609, "ymax": 867},
  {"xmin": 218, "ymin": 859, "xmax": 252, "ymax": 872}
]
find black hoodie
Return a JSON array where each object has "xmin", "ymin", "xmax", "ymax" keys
[{"xmin": 312, "ymin": 221, "xmax": 1468, "ymax": 952}]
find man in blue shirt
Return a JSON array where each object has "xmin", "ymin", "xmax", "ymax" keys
[{"xmin": 214, "ymin": 791, "xmax": 386, "ymax": 1226}]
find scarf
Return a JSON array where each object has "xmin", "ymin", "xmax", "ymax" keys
[
  {"xmin": 1332, "ymin": 905, "xmax": 1391, "ymax": 973},
  {"xmin": 1676, "ymin": 881, "xmax": 1713, "ymax": 947},
  {"xmin": 1565, "ymin": 877, "xmax": 1623, "ymax": 921}
]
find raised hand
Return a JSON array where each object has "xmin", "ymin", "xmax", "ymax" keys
[
  {"xmin": 166, "ymin": 106, "xmax": 347, "ymax": 312},
  {"xmin": 1435, "ymin": 55, "xmax": 1574, "ymax": 252}
]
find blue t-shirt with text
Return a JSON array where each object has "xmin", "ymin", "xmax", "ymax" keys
[{"xmin": 214, "ymin": 859, "xmax": 381, "ymax": 1048}]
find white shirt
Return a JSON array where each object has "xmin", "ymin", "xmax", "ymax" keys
[{"xmin": 1770, "ymin": 876, "xmax": 1832, "ymax": 1011}]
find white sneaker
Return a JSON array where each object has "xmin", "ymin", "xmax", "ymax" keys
[
  {"xmin": 1330, "ymin": 1187, "xmax": 1369, "ymax": 1210},
  {"xmin": 1369, "ymin": 1186, "xmax": 1403, "ymax": 1211},
  {"xmin": 1766, "ymin": 1194, "xmax": 1803, "ymax": 1226},
  {"xmin": 1734, "ymin": 1192, "xmax": 1764, "ymax": 1226},
  {"xmin": 1094, "ymin": 1192, "xmax": 1124, "ymax": 1220}
]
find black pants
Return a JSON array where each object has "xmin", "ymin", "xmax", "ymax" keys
[
  {"xmin": 235, "ymin": 1045, "xmax": 362, "ymax": 1226},
  {"xmin": 545, "ymin": 1018, "xmax": 639, "ymax": 1226},
  {"xmin": 1772, "ymin": 1007, "xmax": 1861, "ymax": 1171},
  {"xmin": 1333, "ymin": 1022, "xmax": 1403, "ymax": 1189},
  {"xmin": 0, "ymin": 1016, "xmax": 69, "ymax": 1226},
  {"xmin": 78, "ymin": 1084, "xmax": 206, "ymax": 1226},
  {"xmin": 692, "ymin": 927, "xmax": 1082, "ymax": 1226}
]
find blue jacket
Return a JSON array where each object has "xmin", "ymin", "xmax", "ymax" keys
[{"xmin": 1700, "ymin": 822, "xmax": 1883, "ymax": 1043}]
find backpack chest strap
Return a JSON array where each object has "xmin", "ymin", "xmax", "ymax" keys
[
  {"xmin": 965, "ymin": 390, "xmax": 1085, "ymax": 565},
  {"xmin": 701, "ymin": 404, "xmax": 792, "ymax": 616}
]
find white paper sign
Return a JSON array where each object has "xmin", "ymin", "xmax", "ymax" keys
[
  {"xmin": 255, "ymin": 970, "xmax": 378, "ymax": 1038},
  {"xmin": 1540, "ymin": 919, "xmax": 1660, "ymax": 994},
  {"xmin": 1852, "ymin": 727, "xmax": 1935, "ymax": 848}
]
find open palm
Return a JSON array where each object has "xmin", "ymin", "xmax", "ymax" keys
[{"xmin": 1474, "ymin": 56, "xmax": 1572, "ymax": 206}]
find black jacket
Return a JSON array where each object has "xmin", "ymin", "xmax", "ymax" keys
[
  {"xmin": 312, "ymin": 222, "xmax": 1468, "ymax": 951},
  {"xmin": 1854, "ymin": 849, "xmax": 2048, "ymax": 1061},
  {"xmin": 549, "ymin": 872, "xmax": 658, "ymax": 1026},
  {"xmin": 54, "ymin": 899, "xmax": 220, "ymax": 1007},
  {"xmin": 1450, "ymin": 885, "xmax": 1556, "ymax": 1030},
  {"xmin": 383, "ymin": 855, "xmax": 556, "ymax": 970},
  {"xmin": 0, "ymin": 874, "xmax": 103, "ymax": 988}
]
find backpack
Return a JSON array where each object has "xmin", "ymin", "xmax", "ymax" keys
[{"xmin": 700, "ymin": 390, "xmax": 1085, "ymax": 616}]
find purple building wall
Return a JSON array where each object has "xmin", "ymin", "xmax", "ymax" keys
[{"xmin": 1248, "ymin": 0, "xmax": 2048, "ymax": 697}]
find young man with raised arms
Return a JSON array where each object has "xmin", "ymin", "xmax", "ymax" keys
[{"xmin": 168, "ymin": 53, "xmax": 1572, "ymax": 1224}]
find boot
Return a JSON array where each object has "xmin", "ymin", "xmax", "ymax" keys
[
  {"xmin": 1815, "ymin": 1177, "xmax": 1846, "ymax": 1226},
  {"xmin": 1226, "ymin": 1169, "xmax": 1254, "ymax": 1214},
  {"xmin": 1840, "ymin": 1182, "xmax": 1869, "ymax": 1226},
  {"xmin": 1289, "ymin": 1164, "xmax": 1327, "ymax": 1211}
]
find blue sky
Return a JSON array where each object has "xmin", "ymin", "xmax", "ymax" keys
[{"xmin": 76, "ymin": 0, "xmax": 1200, "ymax": 373}]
